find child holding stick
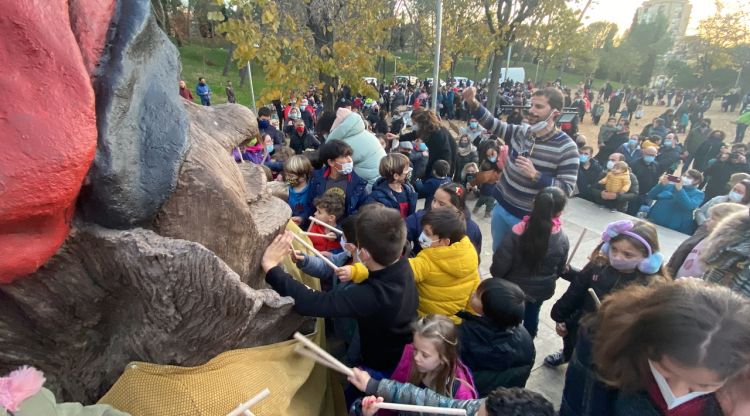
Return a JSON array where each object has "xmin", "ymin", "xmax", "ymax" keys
[
  {"xmin": 347, "ymin": 369, "xmax": 554, "ymax": 416},
  {"xmin": 308, "ymin": 192, "xmax": 344, "ymax": 254},
  {"xmin": 389, "ymin": 315, "xmax": 476, "ymax": 401},
  {"xmin": 262, "ymin": 205, "xmax": 418, "ymax": 376},
  {"xmin": 544, "ymin": 220, "xmax": 670, "ymax": 368}
]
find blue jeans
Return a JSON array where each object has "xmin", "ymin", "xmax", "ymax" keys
[
  {"xmin": 491, "ymin": 203, "xmax": 523, "ymax": 252},
  {"xmin": 523, "ymin": 300, "xmax": 543, "ymax": 338}
]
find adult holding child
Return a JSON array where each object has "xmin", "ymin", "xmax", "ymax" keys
[{"xmin": 461, "ymin": 86, "xmax": 579, "ymax": 251}]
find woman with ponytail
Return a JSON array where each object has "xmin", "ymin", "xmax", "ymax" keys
[{"xmin": 490, "ymin": 187, "xmax": 569, "ymax": 338}]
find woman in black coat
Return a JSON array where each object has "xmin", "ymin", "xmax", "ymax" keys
[{"xmin": 388, "ymin": 107, "xmax": 457, "ymax": 178}]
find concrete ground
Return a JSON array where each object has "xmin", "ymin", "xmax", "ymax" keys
[{"xmin": 466, "ymin": 196, "xmax": 689, "ymax": 407}]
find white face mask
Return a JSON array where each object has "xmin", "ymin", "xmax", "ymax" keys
[
  {"xmin": 648, "ymin": 360, "xmax": 712, "ymax": 410},
  {"xmin": 418, "ymin": 231, "xmax": 434, "ymax": 249},
  {"xmin": 338, "ymin": 161, "xmax": 354, "ymax": 175},
  {"xmin": 529, "ymin": 111, "xmax": 555, "ymax": 133},
  {"xmin": 681, "ymin": 177, "xmax": 693, "ymax": 187},
  {"xmin": 606, "ymin": 160, "xmax": 616, "ymax": 170}
]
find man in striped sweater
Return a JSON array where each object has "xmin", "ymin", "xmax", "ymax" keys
[{"xmin": 462, "ymin": 86, "xmax": 580, "ymax": 251}]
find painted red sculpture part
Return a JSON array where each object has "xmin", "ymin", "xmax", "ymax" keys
[{"xmin": 0, "ymin": 0, "xmax": 113, "ymax": 283}]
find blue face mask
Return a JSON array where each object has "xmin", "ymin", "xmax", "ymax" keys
[
  {"xmin": 259, "ymin": 119, "xmax": 270, "ymax": 129},
  {"xmin": 579, "ymin": 155, "xmax": 590, "ymax": 163},
  {"xmin": 488, "ymin": 156, "xmax": 497, "ymax": 163},
  {"xmin": 643, "ymin": 155, "xmax": 656, "ymax": 164},
  {"xmin": 628, "ymin": 139, "xmax": 638, "ymax": 147},
  {"xmin": 266, "ymin": 144, "xmax": 274, "ymax": 153},
  {"xmin": 418, "ymin": 143, "xmax": 427, "ymax": 152},
  {"xmin": 469, "ymin": 122, "xmax": 478, "ymax": 129},
  {"xmin": 663, "ymin": 140, "xmax": 673, "ymax": 147}
]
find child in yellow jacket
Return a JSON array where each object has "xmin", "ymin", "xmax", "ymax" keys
[
  {"xmin": 339, "ymin": 206, "xmax": 480, "ymax": 324},
  {"xmin": 598, "ymin": 161, "xmax": 631, "ymax": 194}
]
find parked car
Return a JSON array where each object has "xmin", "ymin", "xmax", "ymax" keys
[{"xmin": 395, "ymin": 75, "xmax": 419, "ymax": 86}]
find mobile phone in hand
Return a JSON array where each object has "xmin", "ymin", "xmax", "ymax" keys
[{"xmin": 667, "ymin": 175, "xmax": 680, "ymax": 183}]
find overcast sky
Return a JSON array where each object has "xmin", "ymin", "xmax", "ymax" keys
[{"xmin": 583, "ymin": 0, "xmax": 724, "ymax": 35}]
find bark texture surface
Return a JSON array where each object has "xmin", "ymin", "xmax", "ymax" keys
[{"xmin": 0, "ymin": 225, "xmax": 303, "ymax": 403}]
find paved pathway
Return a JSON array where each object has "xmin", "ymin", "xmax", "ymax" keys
[{"xmin": 464, "ymin": 197, "xmax": 689, "ymax": 407}]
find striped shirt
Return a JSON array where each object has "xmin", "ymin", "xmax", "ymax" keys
[{"xmin": 473, "ymin": 105, "xmax": 580, "ymax": 218}]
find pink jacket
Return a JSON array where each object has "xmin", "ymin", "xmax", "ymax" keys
[{"xmin": 390, "ymin": 344, "xmax": 477, "ymax": 400}]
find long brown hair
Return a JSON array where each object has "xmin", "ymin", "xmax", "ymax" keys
[
  {"xmin": 411, "ymin": 107, "xmax": 440, "ymax": 138},
  {"xmin": 408, "ymin": 315, "xmax": 459, "ymax": 396},
  {"xmin": 591, "ymin": 281, "xmax": 750, "ymax": 392}
]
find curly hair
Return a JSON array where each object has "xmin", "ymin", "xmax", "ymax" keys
[
  {"xmin": 485, "ymin": 387, "xmax": 554, "ymax": 416},
  {"xmin": 410, "ymin": 107, "xmax": 441, "ymax": 138},
  {"xmin": 313, "ymin": 192, "xmax": 345, "ymax": 221}
]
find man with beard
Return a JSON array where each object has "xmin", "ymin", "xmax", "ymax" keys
[{"xmin": 462, "ymin": 86, "xmax": 579, "ymax": 251}]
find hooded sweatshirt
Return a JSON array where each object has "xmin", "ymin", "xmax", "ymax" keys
[{"xmin": 327, "ymin": 108, "xmax": 386, "ymax": 186}]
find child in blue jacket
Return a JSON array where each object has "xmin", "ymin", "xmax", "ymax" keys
[
  {"xmin": 284, "ymin": 155, "xmax": 314, "ymax": 228},
  {"xmin": 415, "ymin": 159, "xmax": 451, "ymax": 208},
  {"xmin": 366, "ymin": 153, "xmax": 417, "ymax": 218}
]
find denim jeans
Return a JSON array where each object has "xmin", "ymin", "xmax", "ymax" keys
[
  {"xmin": 491, "ymin": 202, "xmax": 523, "ymax": 252},
  {"xmin": 523, "ymin": 300, "xmax": 543, "ymax": 338}
]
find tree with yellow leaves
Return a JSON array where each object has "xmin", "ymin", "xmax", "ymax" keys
[{"xmin": 221, "ymin": 0, "xmax": 398, "ymax": 108}]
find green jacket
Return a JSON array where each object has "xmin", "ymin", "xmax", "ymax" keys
[
  {"xmin": 738, "ymin": 110, "xmax": 750, "ymax": 126},
  {"xmin": 1, "ymin": 388, "xmax": 129, "ymax": 416},
  {"xmin": 327, "ymin": 111, "xmax": 386, "ymax": 186}
]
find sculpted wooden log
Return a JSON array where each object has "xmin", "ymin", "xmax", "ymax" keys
[{"xmin": 0, "ymin": 225, "xmax": 305, "ymax": 403}]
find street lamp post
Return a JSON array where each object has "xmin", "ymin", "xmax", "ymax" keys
[
  {"xmin": 394, "ymin": 56, "xmax": 401, "ymax": 80},
  {"xmin": 535, "ymin": 60, "xmax": 543, "ymax": 86},
  {"xmin": 246, "ymin": 61, "xmax": 257, "ymax": 113},
  {"xmin": 430, "ymin": 0, "xmax": 443, "ymax": 111}
]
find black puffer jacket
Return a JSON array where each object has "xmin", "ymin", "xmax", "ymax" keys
[
  {"xmin": 551, "ymin": 264, "xmax": 660, "ymax": 326},
  {"xmin": 490, "ymin": 229, "xmax": 569, "ymax": 302},
  {"xmin": 456, "ymin": 311, "xmax": 535, "ymax": 394}
]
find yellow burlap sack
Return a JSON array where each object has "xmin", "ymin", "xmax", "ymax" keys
[{"xmin": 98, "ymin": 222, "xmax": 347, "ymax": 416}]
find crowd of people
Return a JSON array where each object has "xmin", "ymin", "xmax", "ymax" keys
[{"xmin": 173, "ymin": 73, "xmax": 750, "ymax": 416}]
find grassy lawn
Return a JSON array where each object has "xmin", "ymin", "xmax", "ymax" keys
[
  {"xmin": 177, "ymin": 43, "xmax": 618, "ymax": 108},
  {"xmin": 178, "ymin": 43, "xmax": 268, "ymax": 108}
]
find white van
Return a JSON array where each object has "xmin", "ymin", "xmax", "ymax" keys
[
  {"xmin": 499, "ymin": 67, "xmax": 526, "ymax": 84},
  {"xmin": 452, "ymin": 77, "xmax": 472, "ymax": 86},
  {"xmin": 362, "ymin": 77, "xmax": 378, "ymax": 87}
]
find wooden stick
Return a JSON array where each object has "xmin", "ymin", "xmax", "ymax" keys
[
  {"xmin": 295, "ymin": 345, "xmax": 350, "ymax": 374},
  {"xmin": 226, "ymin": 388, "xmax": 270, "ymax": 416},
  {"xmin": 373, "ymin": 402, "xmax": 467, "ymax": 415},
  {"xmin": 293, "ymin": 332, "xmax": 354, "ymax": 377},
  {"xmin": 566, "ymin": 228, "xmax": 588, "ymax": 267},
  {"xmin": 302, "ymin": 232, "xmax": 337, "ymax": 239},
  {"xmin": 292, "ymin": 234, "xmax": 339, "ymax": 271},
  {"xmin": 242, "ymin": 411, "xmax": 255, "ymax": 416},
  {"xmin": 309, "ymin": 216, "xmax": 343, "ymax": 234},
  {"xmin": 588, "ymin": 288, "xmax": 602, "ymax": 309}
]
